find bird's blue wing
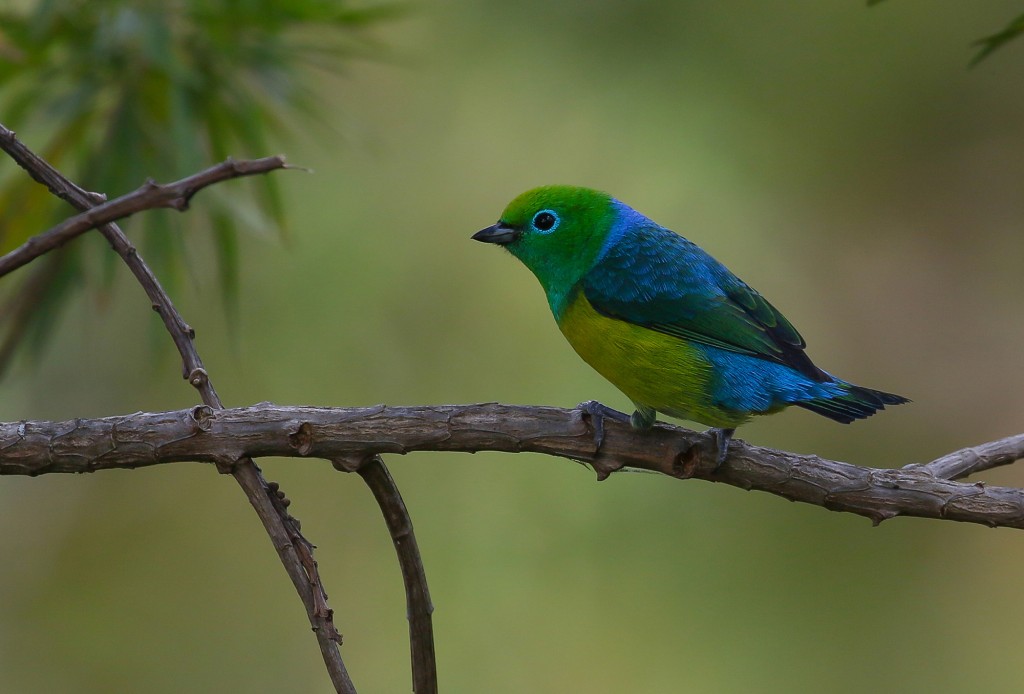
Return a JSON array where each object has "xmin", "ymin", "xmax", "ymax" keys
[{"xmin": 582, "ymin": 222, "xmax": 828, "ymax": 382}]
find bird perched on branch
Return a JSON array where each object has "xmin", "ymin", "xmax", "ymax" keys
[{"xmin": 472, "ymin": 185, "xmax": 907, "ymax": 463}]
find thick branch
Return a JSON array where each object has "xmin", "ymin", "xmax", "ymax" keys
[{"xmin": 3, "ymin": 402, "xmax": 1024, "ymax": 529}]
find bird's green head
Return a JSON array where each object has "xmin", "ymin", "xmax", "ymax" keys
[{"xmin": 472, "ymin": 185, "xmax": 616, "ymax": 316}]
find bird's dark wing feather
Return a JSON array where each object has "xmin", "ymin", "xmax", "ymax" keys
[{"xmin": 582, "ymin": 223, "xmax": 828, "ymax": 382}]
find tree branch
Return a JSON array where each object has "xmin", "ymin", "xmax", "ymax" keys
[
  {"xmin": 4, "ymin": 402, "xmax": 1024, "ymax": 529},
  {"xmin": 336, "ymin": 455, "xmax": 437, "ymax": 694},
  {"xmin": 920, "ymin": 433, "xmax": 1024, "ymax": 480},
  {"xmin": 0, "ymin": 123, "xmax": 357, "ymax": 693},
  {"xmin": 0, "ymin": 146, "xmax": 289, "ymax": 279}
]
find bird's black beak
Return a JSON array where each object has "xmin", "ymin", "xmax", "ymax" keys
[{"xmin": 472, "ymin": 222, "xmax": 520, "ymax": 245}]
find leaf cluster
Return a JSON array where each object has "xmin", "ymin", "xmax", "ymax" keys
[{"xmin": 0, "ymin": 0, "xmax": 396, "ymax": 371}]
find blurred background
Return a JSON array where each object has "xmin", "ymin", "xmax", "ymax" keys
[{"xmin": 1, "ymin": 1, "xmax": 1023, "ymax": 692}]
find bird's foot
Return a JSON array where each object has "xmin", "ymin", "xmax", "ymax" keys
[
  {"xmin": 629, "ymin": 404, "xmax": 657, "ymax": 431},
  {"xmin": 577, "ymin": 400, "xmax": 629, "ymax": 450},
  {"xmin": 706, "ymin": 427, "xmax": 735, "ymax": 470}
]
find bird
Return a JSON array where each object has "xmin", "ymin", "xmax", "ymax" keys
[{"xmin": 472, "ymin": 185, "xmax": 908, "ymax": 464}]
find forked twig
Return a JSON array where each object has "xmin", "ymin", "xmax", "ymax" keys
[
  {"xmin": 0, "ymin": 151, "xmax": 290, "ymax": 279},
  {"xmin": 0, "ymin": 123, "xmax": 356, "ymax": 693}
]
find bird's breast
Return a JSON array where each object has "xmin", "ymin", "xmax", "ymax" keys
[{"xmin": 556, "ymin": 290, "xmax": 733, "ymax": 424}]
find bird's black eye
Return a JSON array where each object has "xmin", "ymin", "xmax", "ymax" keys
[{"xmin": 532, "ymin": 210, "xmax": 559, "ymax": 233}]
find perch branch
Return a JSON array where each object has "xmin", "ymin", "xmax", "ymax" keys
[
  {"xmin": 335, "ymin": 455, "xmax": 437, "ymax": 694},
  {"xmin": 0, "ymin": 124, "xmax": 356, "ymax": 694},
  {"xmin": 3, "ymin": 402, "xmax": 1024, "ymax": 529}
]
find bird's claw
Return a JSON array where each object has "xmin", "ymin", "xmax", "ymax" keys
[
  {"xmin": 577, "ymin": 400, "xmax": 629, "ymax": 450},
  {"xmin": 707, "ymin": 427, "xmax": 735, "ymax": 470}
]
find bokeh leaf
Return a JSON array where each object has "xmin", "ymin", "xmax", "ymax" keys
[
  {"xmin": 970, "ymin": 11, "xmax": 1024, "ymax": 67},
  {"xmin": 0, "ymin": 0, "xmax": 394, "ymax": 373},
  {"xmin": 866, "ymin": 2, "xmax": 1024, "ymax": 66}
]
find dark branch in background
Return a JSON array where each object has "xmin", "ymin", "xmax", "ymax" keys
[
  {"xmin": 335, "ymin": 455, "xmax": 437, "ymax": 694},
  {"xmin": 3, "ymin": 403, "xmax": 1024, "ymax": 530},
  {"xmin": 0, "ymin": 124, "xmax": 357, "ymax": 694}
]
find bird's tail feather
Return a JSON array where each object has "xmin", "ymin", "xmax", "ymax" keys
[{"xmin": 798, "ymin": 384, "xmax": 909, "ymax": 424}]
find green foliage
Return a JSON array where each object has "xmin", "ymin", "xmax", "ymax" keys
[
  {"xmin": 868, "ymin": 1, "xmax": 1024, "ymax": 65},
  {"xmin": 970, "ymin": 11, "xmax": 1024, "ymax": 67},
  {"xmin": 0, "ymin": 0, "xmax": 396, "ymax": 372}
]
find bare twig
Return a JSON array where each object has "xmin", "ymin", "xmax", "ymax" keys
[
  {"xmin": 0, "ymin": 149, "xmax": 288, "ymax": 279},
  {"xmin": 335, "ymin": 455, "xmax": 437, "ymax": 694},
  {"xmin": 0, "ymin": 123, "xmax": 356, "ymax": 694},
  {"xmin": 3, "ymin": 403, "xmax": 1024, "ymax": 530}
]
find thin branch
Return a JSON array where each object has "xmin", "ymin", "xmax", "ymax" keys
[
  {"xmin": 918, "ymin": 433, "xmax": 1024, "ymax": 480},
  {"xmin": 0, "ymin": 150, "xmax": 289, "ymax": 279},
  {"xmin": 336, "ymin": 455, "xmax": 437, "ymax": 694},
  {"xmin": 3, "ymin": 402, "xmax": 1024, "ymax": 530},
  {"xmin": 0, "ymin": 124, "xmax": 356, "ymax": 694}
]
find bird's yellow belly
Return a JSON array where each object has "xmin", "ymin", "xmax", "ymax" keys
[{"xmin": 557, "ymin": 292, "xmax": 746, "ymax": 427}]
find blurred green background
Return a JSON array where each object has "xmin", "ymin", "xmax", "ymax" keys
[{"xmin": 2, "ymin": 1, "xmax": 1024, "ymax": 692}]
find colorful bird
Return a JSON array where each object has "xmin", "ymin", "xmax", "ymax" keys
[{"xmin": 472, "ymin": 185, "xmax": 907, "ymax": 463}]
